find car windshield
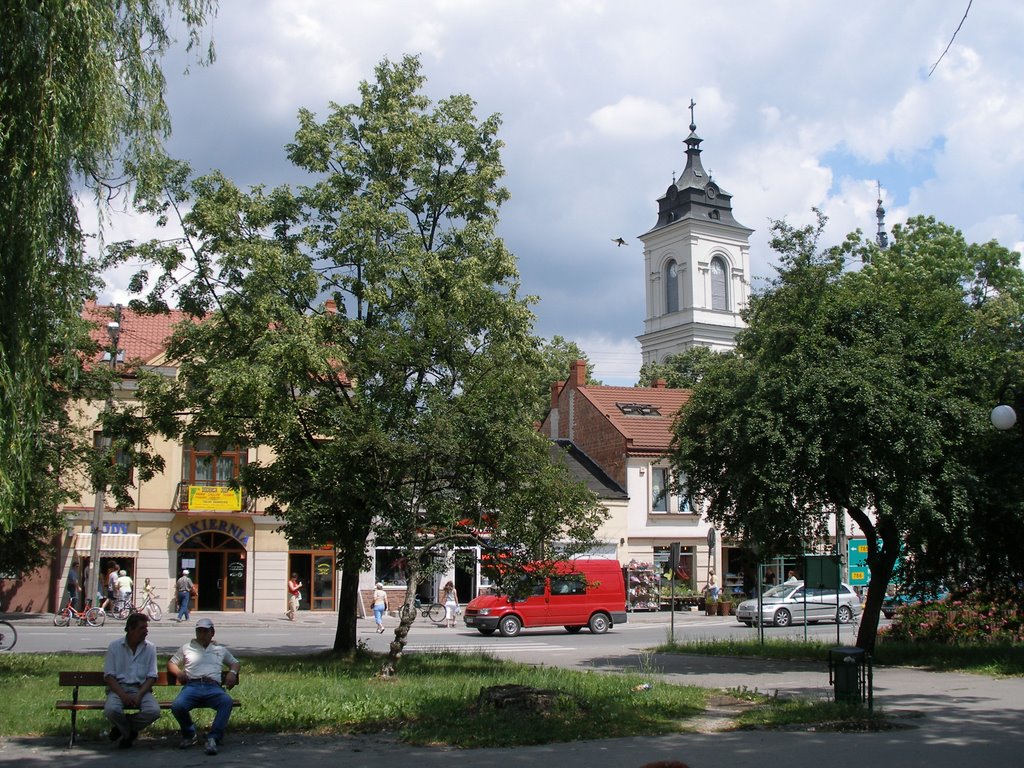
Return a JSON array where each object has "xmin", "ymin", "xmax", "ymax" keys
[{"xmin": 763, "ymin": 584, "xmax": 798, "ymax": 599}]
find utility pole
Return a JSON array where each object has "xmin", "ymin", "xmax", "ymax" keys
[{"xmin": 84, "ymin": 305, "xmax": 121, "ymax": 609}]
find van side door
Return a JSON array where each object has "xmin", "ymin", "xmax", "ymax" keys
[{"xmin": 549, "ymin": 573, "xmax": 589, "ymax": 627}]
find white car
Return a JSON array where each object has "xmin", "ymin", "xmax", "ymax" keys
[{"xmin": 735, "ymin": 581, "xmax": 861, "ymax": 627}]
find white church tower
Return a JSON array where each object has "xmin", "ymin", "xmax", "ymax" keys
[{"xmin": 637, "ymin": 106, "xmax": 753, "ymax": 366}]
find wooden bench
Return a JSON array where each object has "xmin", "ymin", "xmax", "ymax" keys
[{"xmin": 56, "ymin": 670, "xmax": 240, "ymax": 747}]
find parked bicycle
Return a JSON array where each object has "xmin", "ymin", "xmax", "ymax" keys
[
  {"xmin": 53, "ymin": 598, "xmax": 106, "ymax": 627},
  {"xmin": 112, "ymin": 592, "xmax": 162, "ymax": 621},
  {"xmin": 400, "ymin": 595, "xmax": 447, "ymax": 625},
  {"xmin": 0, "ymin": 617, "xmax": 15, "ymax": 651}
]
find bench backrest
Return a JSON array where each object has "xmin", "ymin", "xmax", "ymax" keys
[{"xmin": 59, "ymin": 671, "xmax": 175, "ymax": 687}]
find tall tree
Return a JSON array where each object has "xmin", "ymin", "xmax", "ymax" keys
[
  {"xmin": 533, "ymin": 336, "xmax": 599, "ymax": 419},
  {"xmin": 669, "ymin": 211, "xmax": 1024, "ymax": 650},
  {"xmin": 0, "ymin": 1, "xmax": 214, "ymax": 558},
  {"xmin": 638, "ymin": 346, "xmax": 723, "ymax": 389},
  {"xmin": 122, "ymin": 55, "xmax": 604, "ymax": 658}
]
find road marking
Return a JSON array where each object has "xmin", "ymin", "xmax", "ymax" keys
[{"xmin": 403, "ymin": 643, "xmax": 572, "ymax": 653}]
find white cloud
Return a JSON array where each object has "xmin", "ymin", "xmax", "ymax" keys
[{"xmin": 83, "ymin": 0, "xmax": 1024, "ymax": 380}]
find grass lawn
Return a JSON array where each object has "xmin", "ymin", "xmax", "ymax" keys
[
  {"xmin": 654, "ymin": 637, "xmax": 1024, "ymax": 677},
  {"xmin": 3, "ymin": 651, "xmax": 709, "ymax": 748}
]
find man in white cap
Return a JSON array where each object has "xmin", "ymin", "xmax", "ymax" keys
[
  {"xmin": 175, "ymin": 568, "xmax": 193, "ymax": 622},
  {"xmin": 168, "ymin": 618, "xmax": 241, "ymax": 755}
]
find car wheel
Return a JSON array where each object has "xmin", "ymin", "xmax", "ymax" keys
[
  {"xmin": 564, "ymin": 626, "xmax": 583, "ymax": 633},
  {"xmin": 837, "ymin": 605, "xmax": 853, "ymax": 624},
  {"xmin": 498, "ymin": 615, "xmax": 522, "ymax": 637},
  {"xmin": 588, "ymin": 613, "xmax": 610, "ymax": 634},
  {"xmin": 477, "ymin": 628, "xmax": 496, "ymax": 636},
  {"xmin": 772, "ymin": 608, "xmax": 792, "ymax": 627}
]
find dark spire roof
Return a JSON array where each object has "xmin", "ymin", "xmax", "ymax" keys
[
  {"xmin": 648, "ymin": 102, "xmax": 750, "ymax": 233},
  {"xmin": 875, "ymin": 181, "xmax": 889, "ymax": 249}
]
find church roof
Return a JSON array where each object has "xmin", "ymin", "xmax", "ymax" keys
[{"xmin": 647, "ymin": 114, "xmax": 751, "ymax": 234}]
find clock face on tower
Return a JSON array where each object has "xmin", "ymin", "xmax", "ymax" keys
[{"xmin": 705, "ymin": 183, "xmax": 718, "ymax": 200}]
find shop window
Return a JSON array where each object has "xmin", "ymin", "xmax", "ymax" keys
[{"xmin": 654, "ymin": 544, "xmax": 695, "ymax": 590}]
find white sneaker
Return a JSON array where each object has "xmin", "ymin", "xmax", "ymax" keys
[{"xmin": 204, "ymin": 736, "xmax": 218, "ymax": 755}]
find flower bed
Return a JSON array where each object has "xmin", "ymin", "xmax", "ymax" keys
[{"xmin": 883, "ymin": 588, "xmax": 1024, "ymax": 644}]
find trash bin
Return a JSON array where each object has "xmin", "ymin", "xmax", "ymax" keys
[{"xmin": 828, "ymin": 646, "xmax": 872, "ymax": 706}]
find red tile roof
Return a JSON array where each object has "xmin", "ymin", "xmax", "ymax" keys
[
  {"xmin": 83, "ymin": 300, "xmax": 187, "ymax": 368},
  {"xmin": 576, "ymin": 385, "xmax": 691, "ymax": 456}
]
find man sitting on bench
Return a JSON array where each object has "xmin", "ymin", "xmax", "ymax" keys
[
  {"xmin": 168, "ymin": 617, "xmax": 241, "ymax": 756},
  {"xmin": 103, "ymin": 612, "xmax": 160, "ymax": 748}
]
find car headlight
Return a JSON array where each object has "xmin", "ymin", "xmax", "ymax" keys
[{"xmin": 477, "ymin": 608, "xmax": 490, "ymax": 616}]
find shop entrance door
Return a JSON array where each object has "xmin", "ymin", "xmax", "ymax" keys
[{"xmin": 178, "ymin": 532, "xmax": 246, "ymax": 611}]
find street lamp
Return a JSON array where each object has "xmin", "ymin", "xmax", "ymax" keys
[
  {"xmin": 991, "ymin": 403, "xmax": 1018, "ymax": 431},
  {"xmin": 84, "ymin": 305, "xmax": 122, "ymax": 611}
]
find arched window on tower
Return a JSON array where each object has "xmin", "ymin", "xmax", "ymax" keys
[
  {"xmin": 710, "ymin": 256, "xmax": 728, "ymax": 311},
  {"xmin": 665, "ymin": 260, "xmax": 679, "ymax": 314}
]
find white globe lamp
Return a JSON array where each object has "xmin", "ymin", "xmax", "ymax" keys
[{"xmin": 991, "ymin": 404, "xmax": 1018, "ymax": 431}]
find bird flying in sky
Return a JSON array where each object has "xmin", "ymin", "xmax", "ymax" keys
[{"xmin": 612, "ymin": 237, "xmax": 627, "ymax": 247}]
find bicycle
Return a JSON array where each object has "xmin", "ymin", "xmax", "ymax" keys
[
  {"xmin": 53, "ymin": 598, "xmax": 106, "ymax": 627},
  {"xmin": 400, "ymin": 596, "xmax": 448, "ymax": 625},
  {"xmin": 113, "ymin": 592, "xmax": 162, "ymax": 621},
  {"xmin": 0, "ymin": 617, "xmax": 15, "ymax": 651}
]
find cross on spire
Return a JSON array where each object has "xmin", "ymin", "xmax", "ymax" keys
[{"xmin": 688, "ymin": 99, "xmax": 696, "ymax": 131}]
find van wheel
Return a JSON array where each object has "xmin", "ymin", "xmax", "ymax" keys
[
  {"xmin": 478, "ymin": 628, "xmax": 496, "ymax": 636},
  {"xmin": 498, "ymin": 615, "xmax": 522, "ymax": 637},
  {"xmin": 588, "ymin": 613, "xmax": 610, "ymax": 634},
  {"xmin": 564, "ymin": 626, "xmax": 583, "ymax": 633}
]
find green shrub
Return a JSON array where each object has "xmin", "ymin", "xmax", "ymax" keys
[{"xmin": 883, "ymin": 588, "xmax": 1024, "ymax": 645}]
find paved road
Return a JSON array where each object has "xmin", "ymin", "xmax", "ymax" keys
[{"xmin": 2, "ymin": 611, "xmax": 1021, "ymax": 767}]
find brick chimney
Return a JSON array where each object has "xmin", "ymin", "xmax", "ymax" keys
[{"xmin": 571, "ymin": 359, "xmax": 587, "ymax": 387}]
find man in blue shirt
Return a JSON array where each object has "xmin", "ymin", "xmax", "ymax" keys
[{"xmin": 103, "ymin": 612, "xmax": 159, "ymax": 748}]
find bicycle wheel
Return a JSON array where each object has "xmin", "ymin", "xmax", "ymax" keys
[
  {"xmin": 144, "ymin": 600, "xmax": 162, "ymax": 621},
  {"xmin": 86, "ymin": 607, "xmax": 106, "ymax": 627},
  {"xmin": 53, "ymin": 611, "xmax": 70, "ymax": 627},
  {"xmin": 426, "ymin": 603, "xmax": 447, "ymax": 624},
  {"xmin": 0, "ymin": 620, "xmax": 17, "ymax": 651},
  {"xmin": 114, "ymin": 599, "xmax": 131, "ymax": 620}
]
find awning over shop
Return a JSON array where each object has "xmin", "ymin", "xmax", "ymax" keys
[{"xmin": 73, "ymin": 532, "xmax": 140, "ymax": 557}]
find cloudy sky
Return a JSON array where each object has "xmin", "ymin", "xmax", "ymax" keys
[{"xmin": 91, "ymin": 0, "xmax": 1024, "ymax": 385}]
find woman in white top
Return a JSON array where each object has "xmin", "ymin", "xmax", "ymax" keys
[
  {"xmin": 371, "ymin": 583, "xmax": 388, "ymax": 634},
  {"xmin": 441, "ymin": 580, "xmax": 458, "ymax": 628}
]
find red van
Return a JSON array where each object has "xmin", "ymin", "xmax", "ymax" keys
[{"xmin": 462, "ymin": 559, "xmax": 627, "ymax": 637}]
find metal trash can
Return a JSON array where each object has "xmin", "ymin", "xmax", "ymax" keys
[{"xmin": 828, "ymin": 646, "xmax": 872, "ymax": 708}]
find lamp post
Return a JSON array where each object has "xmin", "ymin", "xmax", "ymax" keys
[{"xmin": 84, "ymin": 305, "xmax": 121, "ymax": 610}]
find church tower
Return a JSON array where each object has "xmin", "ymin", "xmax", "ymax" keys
[{"xmin": 637, "ymin": 106, "xmax": 753, "ymax": 366}]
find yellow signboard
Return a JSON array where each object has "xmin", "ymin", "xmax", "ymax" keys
[{"xmin": 188, "ymin": 485, "xmax": 242, "ymax": 512}]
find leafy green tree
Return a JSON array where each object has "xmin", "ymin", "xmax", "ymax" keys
[
  {"xmin": 670, "ymin": 211, "xmax": 1024, "ymax": 650},
  {"xmin": 121, "ymin": 56, "xmax": 604, "ymax": 659},
  {"xmin": 0, "ymin": 1, "xmax": 214, "ymax": 570},
  {"xmin": 533, "ymin": 336, "xmax": 599, "ymax": 419},
  {"xmin": 638, "ymin": 346, "xmax": 723, "ymax": 389}
]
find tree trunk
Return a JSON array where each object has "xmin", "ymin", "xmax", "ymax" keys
[
  {"xmin": 853, "ymin": 515, "xmax": 901, "ymax": 653},
  {"xmin": 379, "ymin": 553, "xmax": 428, "ymax": 677},
  {"xmin": 332, "ymin": 553, "xmax": 362, "ymax": 654}
]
